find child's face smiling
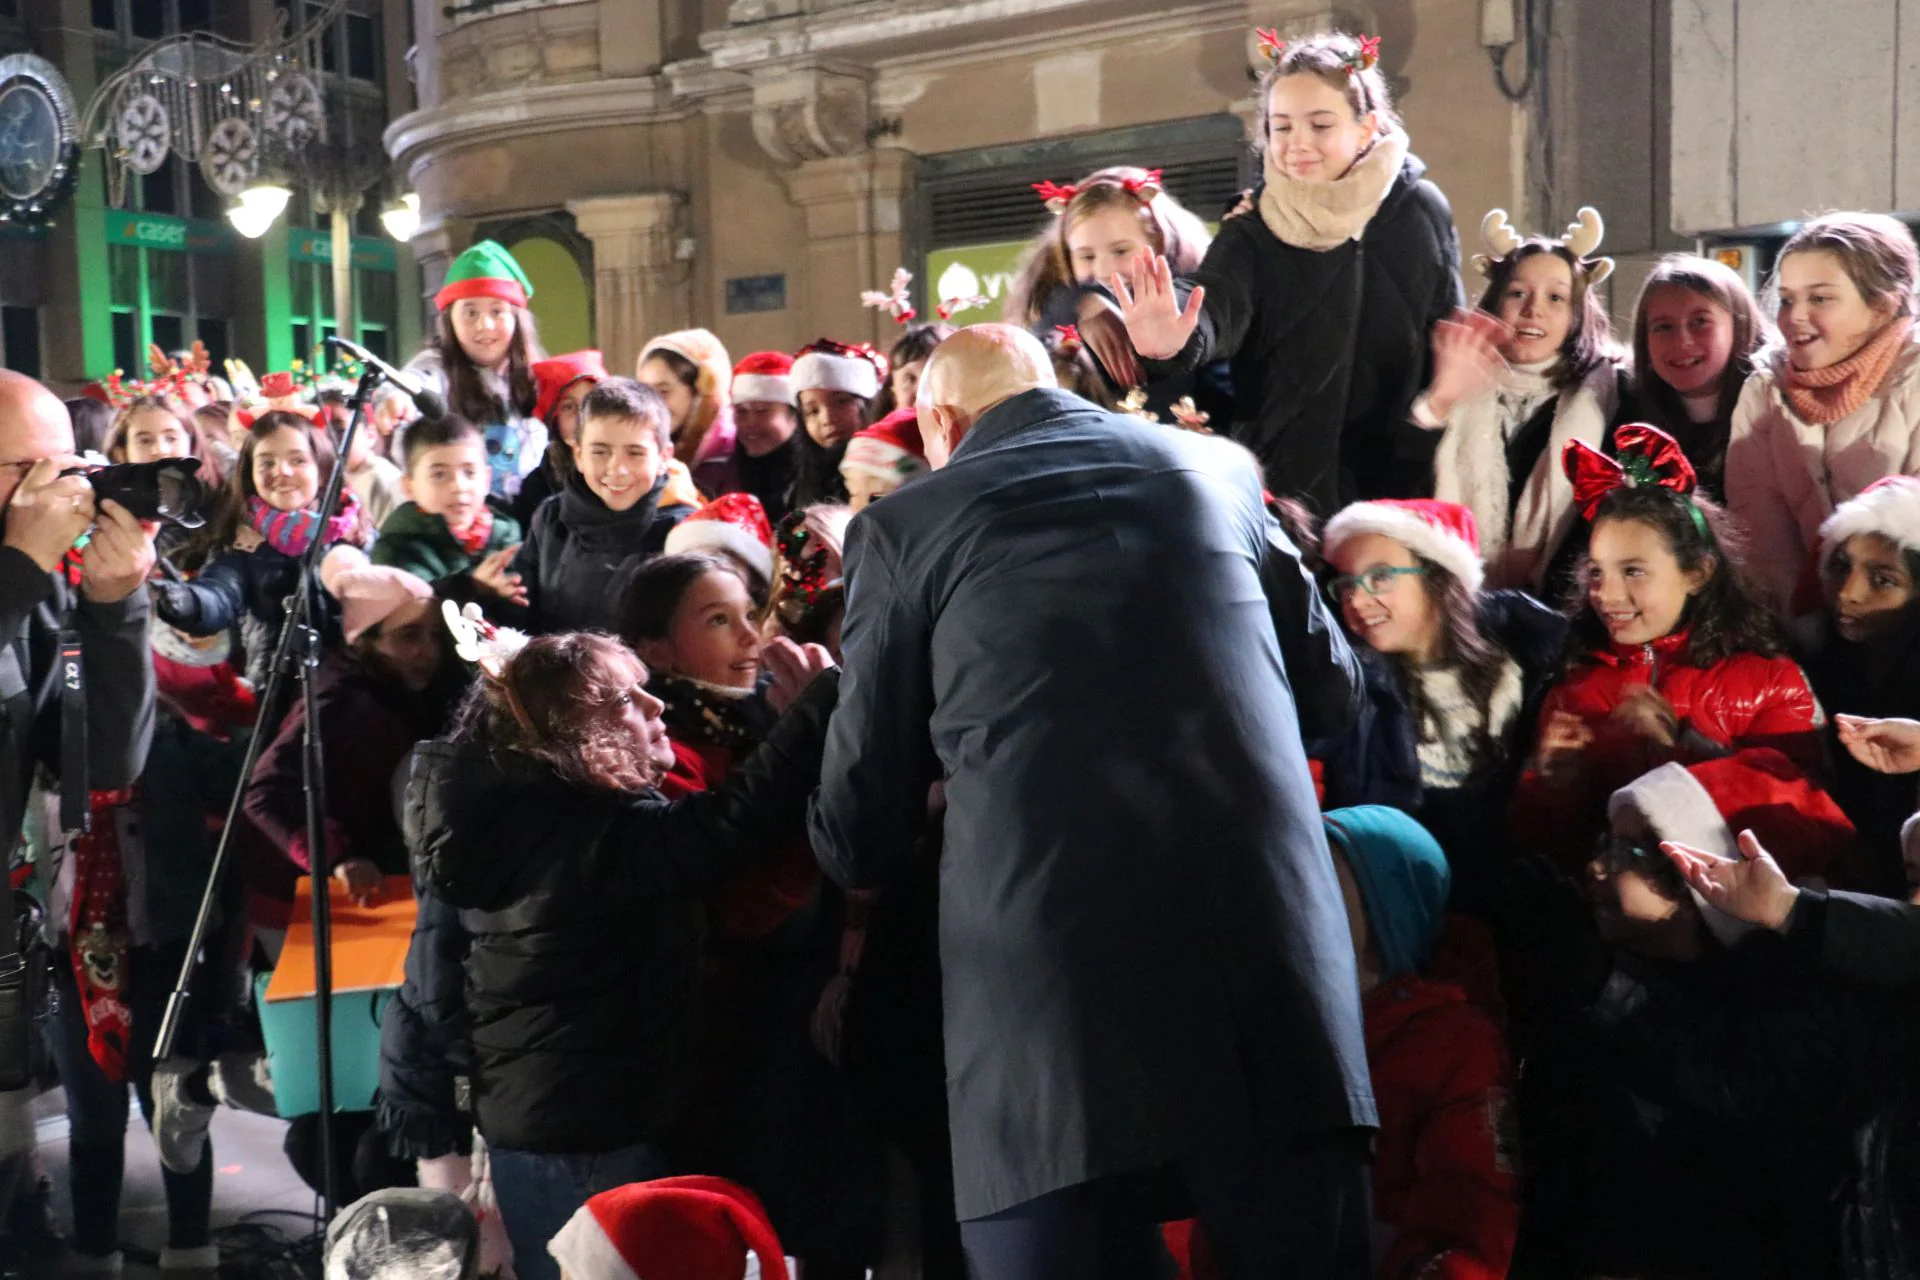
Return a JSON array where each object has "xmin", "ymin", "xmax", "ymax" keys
[
  {"xmin": 1777, "ymin": 249, "xmax": 1896, "ymax": 372},
  {"xmin": 1498, "ymin": 253, "xmax": 1576, "ymax": 366},
  {"xmin": 638, "ymin": 569, "xmax": 763, "ymax": 690},
  {"xmin": 578, "ymin": 414, "xmax": 666, "ymax": 511},
  {"xmin": 1826, "ymin": 532, "xmax": 1919, "ymax": 646},
  {"xmin": 1264, "ymin": 72, "xmax": 1375, "ymax": 183},
  {"xmin": 1328, "ymin": 532, "xmax": 1442, "ymax": 662},
  {"xmin": 1587, "ymin": 516, "xmax": 1711, "ymax": 646},
  {"xmin": 1642, "ymin": 284, "xmax": 1736, "ymax": 398},
  {"xmin": 451, "ymin": 298, "xmax": 515, "ymax": 371},
  {"xmin": 251, "ymin": 424, "xmax": 320, "ymax": 513}
]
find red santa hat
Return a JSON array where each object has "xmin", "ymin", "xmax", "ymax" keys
[
  {"xmin": 1322, "ymin": 498, "xmax": 1485, "ymax": 594},
  {"xmin": 546, "ymin": 1176, "xmax": 788, "ymax": 1280},
  {"xmin": 732, "ymin": 351, "xmax": 797, "ymax": 407},
  {"xmin": 664, "ymin": 492, "xmax": 776, "ymax": 581},
  {"xmin": 1818, "ymin": 475, "xmax": 1920, "ymax": 561},
  {"xmin": 840, "ymin": 407, "xmax": 927, "ymax": 489},
  {"xmin": 790, "ymin": 339, "xmax": 886, "ymax": 401},
  {"xmin": 533, "ymin": 350, "xmax": 609, "ymax": 426},
  {"xmin": 1609, "ymin": 750, "xmax": 1862, "ymax": 943}
]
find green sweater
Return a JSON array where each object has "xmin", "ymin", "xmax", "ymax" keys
[{"xmin": 372, "ymin": 501, "xmax": 523, "ymax": 593}]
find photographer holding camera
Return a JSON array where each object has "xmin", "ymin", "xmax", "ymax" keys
[{"xmin": 0, "ymin": 370, "xmax": 157, "ymax": 1262}]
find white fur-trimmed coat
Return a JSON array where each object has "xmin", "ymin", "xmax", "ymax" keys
[{"xmin": 1432, "ymin": 360, "xmax": 1619, "ymax": 590}]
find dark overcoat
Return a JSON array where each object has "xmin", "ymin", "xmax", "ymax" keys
[{"xmin": 808, "ymin": 386, "xmax": 1377, "ymax": 1220}]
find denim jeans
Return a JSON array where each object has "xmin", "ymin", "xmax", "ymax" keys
[
  {"xmin": 40, "ymin": 942, "xmax": 213, "ymax": 1258},
  {"xmin": 489, "ymin": 1141, "xmax": 672, "ymax": 1280}
]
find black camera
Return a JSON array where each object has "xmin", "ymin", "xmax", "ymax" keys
[{"xmin": 67, "ymin": 458, "xmax": 210, "ymax": 529}]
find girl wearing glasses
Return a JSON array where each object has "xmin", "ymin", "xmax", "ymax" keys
[{"xmin": 1316, "ymin": 498, "xmax": 1564, "ymax": 914}]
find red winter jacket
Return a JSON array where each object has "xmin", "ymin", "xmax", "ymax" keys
[
  {"xmin": 1368, "ymin": 977, "xmax": 1518, "ymax": 1280},
  {"xmin": 1510, "ymin": 630, "xmax": 1824, "ymax": 872}
]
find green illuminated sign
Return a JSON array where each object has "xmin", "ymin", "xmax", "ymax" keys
[
  {"xmin": 104, "ymin": 211, "xmax": 229, "ymax": 253},
  {"xmin": 289, "ymin": 229, "xmax": 398, "ymax": 273}
]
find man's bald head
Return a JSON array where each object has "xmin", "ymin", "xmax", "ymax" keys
[
  {"xmin": 0, "ymin": 370, "xmax": 74, "ymax": 509},
  {"xmin": 916, "ymin": 324, "xmax": 1057, "ymax": 469}
]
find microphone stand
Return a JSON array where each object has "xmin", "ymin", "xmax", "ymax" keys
[{"xmin": 156, "ymin": 362, "xmax": 390, "ymax": 1226}]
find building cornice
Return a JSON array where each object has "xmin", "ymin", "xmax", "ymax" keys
[
  {"xmin": 699, "ymin": 0, "xmax": 1173, "ymax": 71},
  {"xmin": 384, "ymin": 75, "xmax": 684, "ymax": 174}
]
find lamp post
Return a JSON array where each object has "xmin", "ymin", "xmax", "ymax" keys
[
  {"xmin": 226, "ymin": 179, "xmax": 292, "ymax": 238},
  {"xmin": 380, "ymin": 192, "xmax": 420, "ymax": 242}
]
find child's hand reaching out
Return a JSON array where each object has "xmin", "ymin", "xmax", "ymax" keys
[
  {"xmin": 1112, "ymin": 248, "xmax": 1207, "ymax": 362},
  {"xmin": 1610, "ymin": 687, "xmax": 1679, "ymax": 748},
  {"xmin": 1663, "ymin": 830, "xmax": 1800, "ymax": 932},
  {"xmin": 1535, "ymin": 710, "xmax": 1594, "ymax": 784},
  {"xmin": 1420, "ymin": 308, "xmax": 1512, "ymax": 425},
  {"xmin": 1836, "ymin": 714, "xmax": 1920, "ymax": 775},
  {"xmin": 473, "ymin": 545, "xmax": 528, "ymax": 606},
  {"xmin": 762, "ymin": 636, "xmax": 836, "ymax": 714}
]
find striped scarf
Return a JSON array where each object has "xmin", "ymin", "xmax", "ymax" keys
[{"xmin": 248, "ymin": 491, "xmax": 362, "ymax": 558}]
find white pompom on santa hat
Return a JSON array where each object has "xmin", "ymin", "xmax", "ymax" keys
[
  {"xmin": 1322, "ymin": 498, "xmax": 1485, "ymax": 594},
  {"xmin": 546, "ymin": 1175, "xmax": 789, "ymax": 1280},
  {"xmin": 1818, "ymin": 474, "xmax": 1920, "ymax": 560},
  {"xmin": 789, "ymin": 339, "xmax": 885, "ymax": 401},
  {"xmin": 665, "ymin": 492, "xmax": 776, "ymax": 581},
  {"xmin": 731, "ymin": 351, "xmax": 796, "ymax": 407}
]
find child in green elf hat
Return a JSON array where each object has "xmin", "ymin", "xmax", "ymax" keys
[{"xmin": 390, "ymin": 239, "xmax": 549, "ymax": 503}]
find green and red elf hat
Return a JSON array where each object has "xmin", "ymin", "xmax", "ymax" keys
[{"xmin": 434, "ymin": 239, "xmax": 536, "ymax": 312}]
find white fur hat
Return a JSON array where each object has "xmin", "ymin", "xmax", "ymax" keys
[
  {"xmin": 790, "ymin": 341, "xmax": 884, "ymax": 401},
  {"xmin": 1818, "ymin": 475, "xmax": 1920, "ymax": 560}
]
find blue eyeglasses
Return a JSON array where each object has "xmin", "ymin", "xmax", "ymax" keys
[{"xmin": 1326, "ymin": 565, "xmax": 1426, "ymax": 603}]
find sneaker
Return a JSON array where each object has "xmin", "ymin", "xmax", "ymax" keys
[
  {"xmin": 209, "ymin": 1049, "xmax": 276, "ymax": 1116},
  {"xmin": 150, "ymin": 1058, "xmax": 215, "ymax": 1175}
]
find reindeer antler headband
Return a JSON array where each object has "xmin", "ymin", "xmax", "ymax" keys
[
  {"xmin": 442, "ymin": 601, "xmax": 539, "ymax": 739},
  {"xmin": 1031, "ymin": 169, "xmax": 1163, "ymax": 218},
  {"xmin": 860, "ymin": 267, "xmax": 916, "ymax": 326},
  {"xmin": 1254, "ymin": 29, "xmax": 1380, "ymax": 75},
  {"xmin": 1472, "ymin": 205, "xmax": 1616, "ymax": 286}
]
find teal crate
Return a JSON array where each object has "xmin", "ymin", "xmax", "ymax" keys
[{"xmin": 254, "ymin": 972, "xmax": 395, "ymax": 1116}]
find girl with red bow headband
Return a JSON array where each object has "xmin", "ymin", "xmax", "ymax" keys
[{"xmin": 1509, "ymin": 423, "xmax": 1836, "ymax": 877}]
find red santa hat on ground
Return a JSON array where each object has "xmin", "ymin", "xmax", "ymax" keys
[
  {"xmin": 790, "ymin": 339, "xmax": 886, "ymax": 401},
  {"xmin": 732, "ymin": 351, "xmax": 797, "ymax": 407},
  {"xmin": 1322, "ymin": 498, "xmax": 1485, "ymax": 594},
  {"xmin": 547, "ymin": 1176, "xmax": 789, "ymax": 1280},
  {"xmin": 1610, "ymin": 750, "xmax": 1862, "ymax": 943},
  {"xmin": 533, "ymin": 350, "xmax": 609, "ymax": 426},
  {"xmin": 840, "ymin": 407, "xmax": 927, "ymax": 490},
  {"xmin": 1818, "ymin": 475, "xmax": 1920, "ymax": 561},
  {"xmin": 664, "ymin": 492, "xmax": 776, "ymax": 581}
]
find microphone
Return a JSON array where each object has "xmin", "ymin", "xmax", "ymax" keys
[{"xmin": 325, "ymin": 335, "xmax": 447, "ymax": 420}]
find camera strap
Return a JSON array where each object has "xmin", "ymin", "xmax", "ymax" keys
[{"xmin": 58, "ymin": 620, "xmax": 87, "ymax": 834}]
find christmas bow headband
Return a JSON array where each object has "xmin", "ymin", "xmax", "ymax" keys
[
  {"xmin": 1255, "ymin": 30, "xmax": 1380, "ymax": 73},
  {"xmin": 1031, "ymin": 169, "xmax": 1164, "ymax": 217},
  {"xmin": 1473, "ymin": 205, "xmax": 1616, "ymax": 286},
  {"xmin": 860, "ymin": 268, "xmax": 990, "ymax": 324},
  {"xmin": 1563, "ymin": 423, "xmax": 1710, "ymax": 539}
]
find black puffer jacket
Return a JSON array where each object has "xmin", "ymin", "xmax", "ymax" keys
[
  {"xmin": 510, "ymin": 473, "xmax": 692, "ymax": 635},
  {"xmin": 402, "ymin": 671, "xmax": 840, "ymax": 1155},
  {"xmin": 1147, "ymin": 155, "xmax": 1462, "ymax": 512},
  {"xmin": 377, "ymin": 887, "xmax": 473, "ymax": 1160}
]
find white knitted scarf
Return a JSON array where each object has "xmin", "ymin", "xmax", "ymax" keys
[{"xmin": 1258, "ymin": 126, "xmax": 1409, "ymax": 252}]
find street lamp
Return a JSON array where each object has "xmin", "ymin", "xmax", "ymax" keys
[
  {"xmin": 380, "ymin": 192, "xmax": 420, "ymax": 242},
  {"xmin": 227, "ymin": 180, "xmax": 292, "ymax": 239}
]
